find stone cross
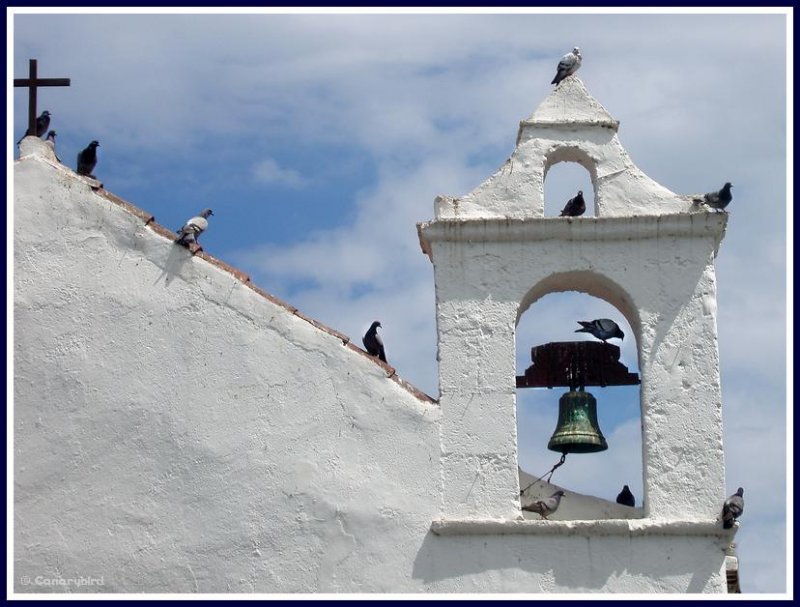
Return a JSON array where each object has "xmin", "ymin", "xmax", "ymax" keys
[{"xmin": 14, "ymin": 59, "xmax": 70, "ymax": 137}]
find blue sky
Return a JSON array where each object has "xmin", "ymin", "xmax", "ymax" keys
[{"xmin": 11, "ymin": 8, "xmax": 790, "ymax": 594}]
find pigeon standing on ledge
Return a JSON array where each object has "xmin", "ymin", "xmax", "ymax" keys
[
  {"xmin": 45, "ymin": 130, "xmax": 61, "ymax": 162},
  {"xmin": 522, "ymin": 490, "xmax": 565, "ymax": 519},
  {"xmin": 551, "ymin": 47, "xmax": 582, "ymax": 86},
  {"xmin": 362, "ymin": 321, "xmax": 387, "ymax": 363},
  {"xmin": 693, "ymin": 182, "xmax": 733, "ymax": 213},
  {"xmin": 616, "ymin": 484, "xmax": 635, "ymax": 507},
  {"xmin": 17, "ymin": 110, "xmax": 51, "ymax": 144},
  {"xmin": 722, "ymin": 487, "xmax": 744, "ymax": 529},
  {"xmin": 559, "ymin": 190, "xmax": 586, "ymax": 217},
  {"xmin": 575, "ymin": 318, "xmax": 624, "ymax": 343},
  {"xmin": 176, "ymin": 208, "xmax": 213, "ymax": 247},
  {"xmin": 76, "ymin": 140, "xmax": 100, "ymax": 177}
]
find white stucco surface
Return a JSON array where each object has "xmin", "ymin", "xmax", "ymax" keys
[
  {"xmin": 15, "ymin": 92, "xmax": 734, "ymax": 595},
  {"xmin": 416, "ymin": 77, "xmax": 734, "ymax": 592}
]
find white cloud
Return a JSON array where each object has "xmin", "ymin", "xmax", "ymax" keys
[{"xmin": 251, "ymin": 157, "xmax": 307, "ymax": 188}]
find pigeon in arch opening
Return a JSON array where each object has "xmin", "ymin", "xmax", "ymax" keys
[{"xmin": 575, "ymin": 318, "xmax": 624, "ymax": 343}]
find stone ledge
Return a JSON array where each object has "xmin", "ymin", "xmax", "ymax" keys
[
  {"xmin": 419, "ymin": 213, "xmax": 727, "ymax": 245},
  {"xmin": 430, "ymin": 518, "xmax": 737, "ymax": 538}
]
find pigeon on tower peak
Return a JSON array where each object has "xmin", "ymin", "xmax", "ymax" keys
[
  {"xmin": 551, "ymin": 47, "xmax": 582, "ymax": 86},
  {"xmin": 175, "ymin": 208, "xmax": 213, "ymax": 248},
  {"xmin": 693, "ymin": 182, "xmax": 733, "ymax": 213},
  {"xmin": 560, "ymin": 190, "xmax": 586, "ymax": 217},
  {"xmin": 575, "ymin": 318, "xmax": 624, "ymax": 343},
  {"xmin": 362, "ymin": 321, "xmax": 387, "ymax": 363}
]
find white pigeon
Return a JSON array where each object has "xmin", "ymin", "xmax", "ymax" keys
[
  {"xmin": 176, "ymin": 208, "xmax": 213, "ymax": 247},
  {"xmin": 522, "ymin": 490, "xmax": 565, "ymax": 519},
  {"xmin": 551, "ymin": 47, "xmax": 582, "ymax": 86}
]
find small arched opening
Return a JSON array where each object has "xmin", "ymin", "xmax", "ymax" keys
[
  {"xmin": 543, "ymin": 146, "xmax": 597, "ymax": 218},
  {"xmin": 515, "ymin": 271, "xmax": 644, "ymax": 520}
]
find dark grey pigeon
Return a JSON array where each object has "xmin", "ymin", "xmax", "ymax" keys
[
  {"xmin": 551, "ymin": 47, "xmax": 582, "ymax": 86},
  {"xmin": 45, "ymin": 130, "xmax": 61, "ymax": 162},
  {"xmin": 722, "ymin": 487, "xmax": 744, "ymax": 529},
  {"xmin": 693, "ymin": 182, "xmax": 733, "ymax": 213},
  {"xmin": 362, "ymin": 321, "xmax": 387, "ymax": 363},
  {"xmin": 76, "ymin": 140, "xmax": 100, "ymax": 177},
  {"xmin": 522, "ymin": 490, "xmax": 565, "ymax": 519},
  {"xmin": 17, "ymin": 110, "xmax": 51, "ymax": 144},
  {"xmin": 560, "ymin": 190, "xmax": 586, "ymax": 217},
  {"xmin": 616, "ymin": 485, "xmax": 635, "ymax": 507},
  {"xmin": 575, "ymin": 318, "xmax": 624, "ymax": 343},
  {"xmin": 176, "ymin": 208, "xmax": 213, "ymax": 247}
]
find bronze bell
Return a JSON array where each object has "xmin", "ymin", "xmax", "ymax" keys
[{"xmin": 547, "ymin": 390, "xmax": 608, "ymax": 454}]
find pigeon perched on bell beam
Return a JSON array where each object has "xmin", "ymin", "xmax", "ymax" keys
[
  {"xmin": 45, "ymin": 130, "xmax": 61, "ymax": 162},
  {"xmin": 76, "ymin": 140, "xmax": 100, "ymax": 177},
  {"xmin": 560, "ymin": 190, "xmax": 586, "ymax": 217},
  {"xmin": 175, "ymin": 208, "xmax": 213, "ymax": 247},
  {"xmin": 693, "ymin": 182, "xmax": 733, "ymax": 213},
  {"xmin": 362, "ymin": 321, "xmax": 387, "ymax": 363},
  {"xmin": 722, "ymin": 487, "xmax": 744, "ymax": 529},
  {"xmin": 575, "ymin": 318, "xmax": 625, "ymax": 343},
  {"xmin": 616, "ymin": 485, "xmax": 635, "ymax": 507},
  {"xmin": 522, "ymin": 490, "xmax": 565, "ymax": 519},
  {"xmin": 17, "ymin": 110, "xmax": 51, "ymax": 144},
  {"xmin": 551, "ymin": 47, "xmax": 582, "ymax": 86}
]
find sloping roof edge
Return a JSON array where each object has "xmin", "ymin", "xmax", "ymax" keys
[{"xmin": 15, "ymin": 143, "xmax": 438, "ymax": 406}]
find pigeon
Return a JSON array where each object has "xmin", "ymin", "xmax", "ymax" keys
[
  {"xmin": 522, "ymin": 490, "xmax": 565, "ymax": 519},
  {"xmin": 551, "ymin": 47, "xmax": 582, "ymax": 86},
  {"xmin": 693, "ymin": 182, "xmax": 733, "ymax": 213},
  {"xmin": 17, "ymin": 110, "xmax": 51, "ymax": 144},
  {"xmin": 175, "ymin": 208, "xmax": 213, "ymax": 247},
  {"xmin": 559, "ymin": 190, "xmax": 586, "ymax": 217},
  {"xmin": 722, "ymin": 487, "xmax": 744, "ymax": 529},
  {"xmin": 616, "ymin": 484, "xmax": 635, "ymax": 507},
  {"xmin": 76, "ymin": 140, "xmax": 100, "ymax": 177},
  {"xmin": 44, "ymin": 130, "xmax": 61, "ymax": 162},
  {"xmin": 575, "ymin": 318, "xmax": 625, "ymax": 343},
  {"xmin": 362, "ymin": 321, "xmax": 387, "ymax": 363}
]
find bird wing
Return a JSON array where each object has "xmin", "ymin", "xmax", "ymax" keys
[
  {"xmin": 187, "ymin": 216, "xmax": 208, "ymax": 232},
  {"xmin": 595, "ymin": 319, "xmax": 616, "ymax": 332},
  {"xmin": 179, "ymin": 217, "xmax": 207, "ymax": 238},
  {"xmin": 522, "ymin": 501, "xmax": 545, "ymax": 514},
  {"xmin": 726, "ymin": 495, "xmax": 744, "ymax": 516},
  {"xmin": 557, "ymin": 52, "xmax": 576, "ymax": 71}
]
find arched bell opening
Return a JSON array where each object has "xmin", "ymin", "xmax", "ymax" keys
[
  {"xmin": 543, "ymin": 147, "xmax": 597, "ymax": 217},
  {"xmin": 515, "ymin": 278, "xmax": 644, "ymax": 521}
]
